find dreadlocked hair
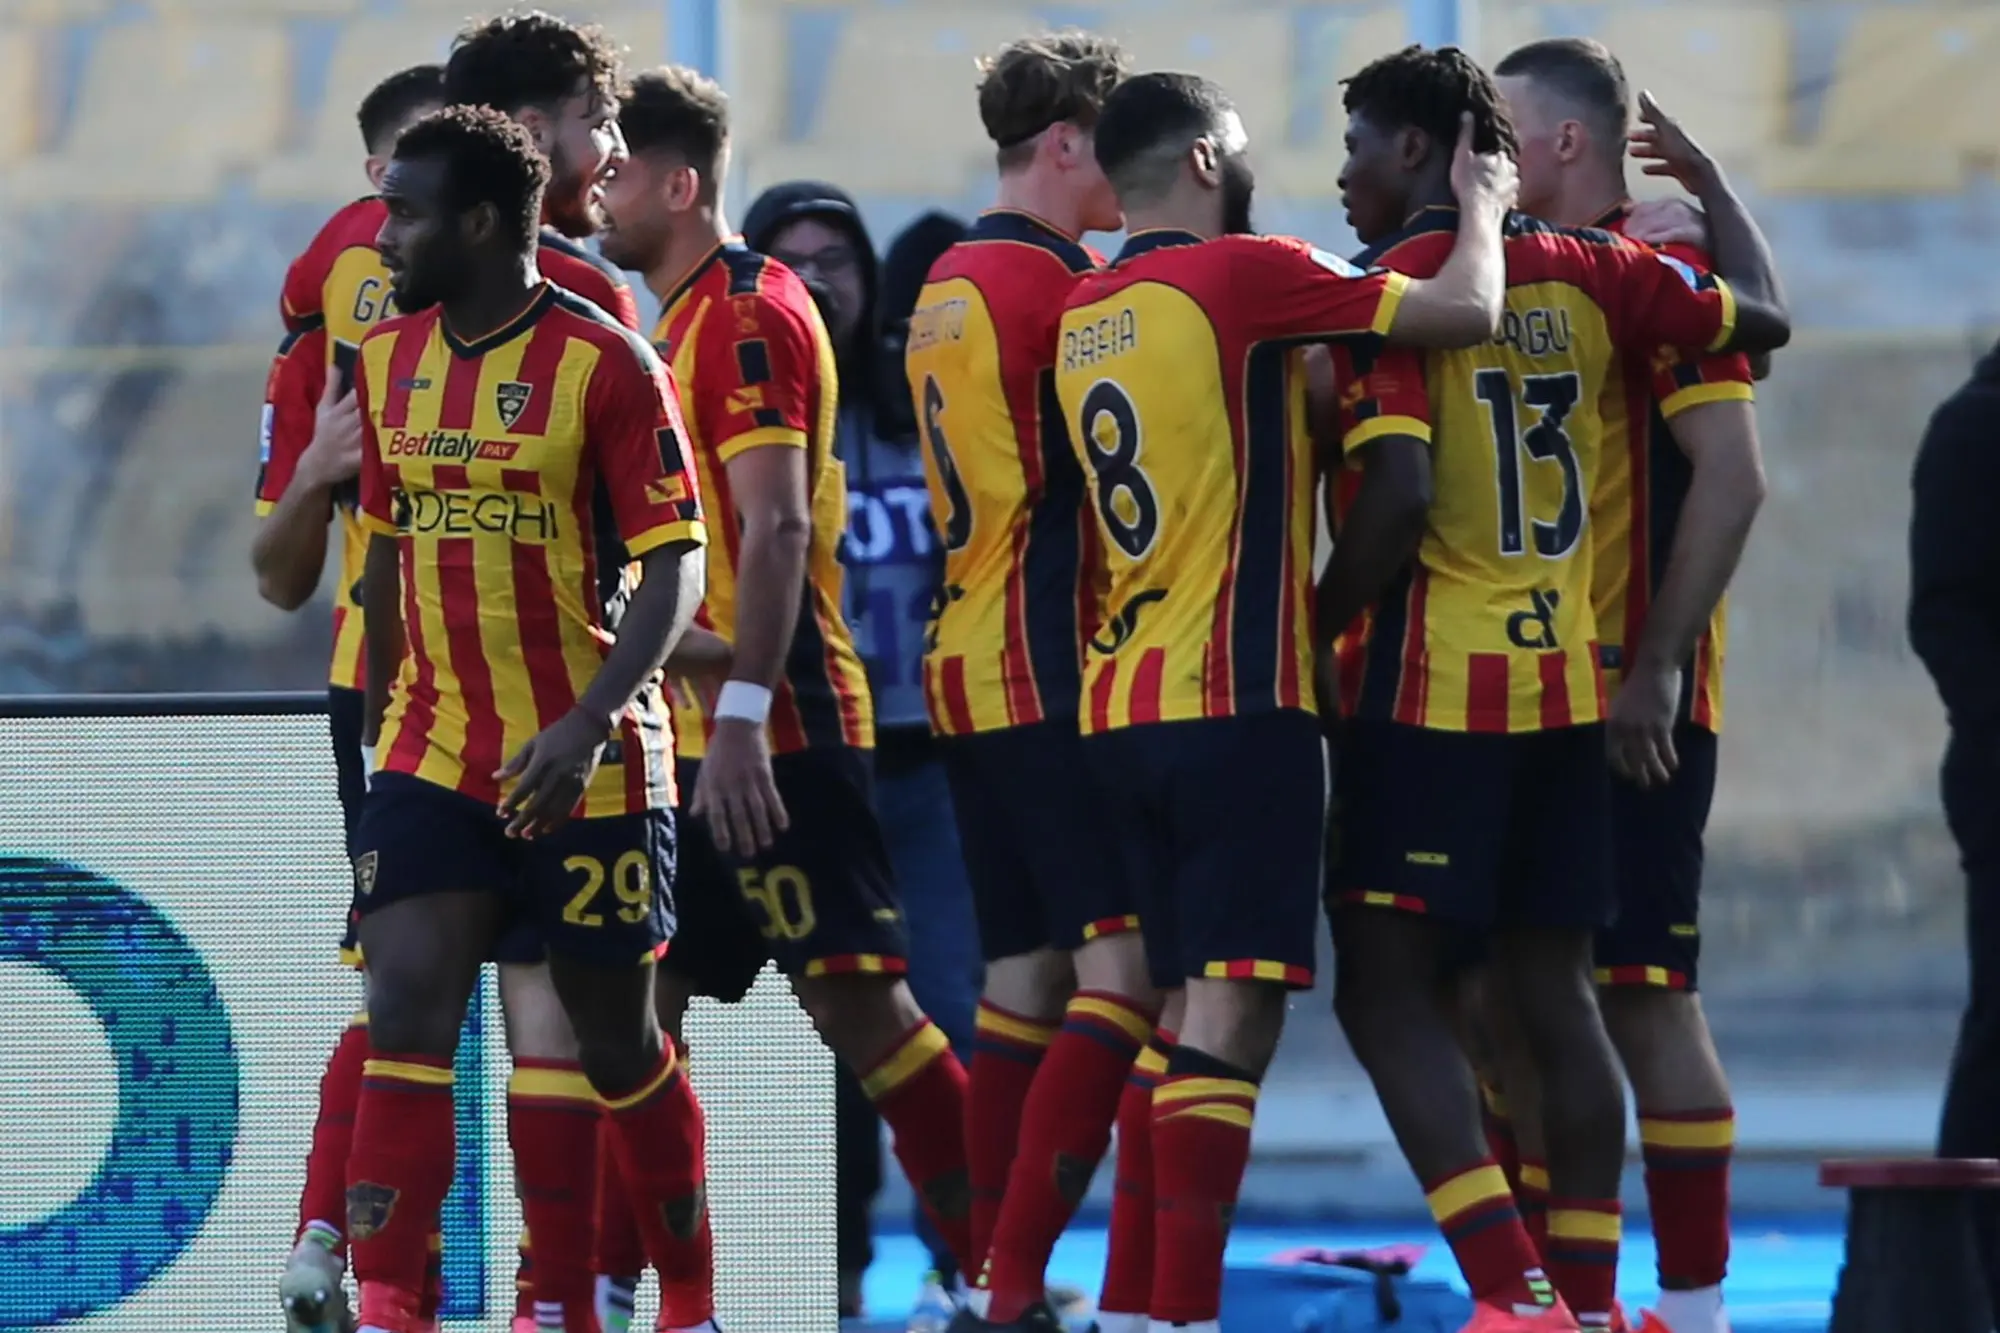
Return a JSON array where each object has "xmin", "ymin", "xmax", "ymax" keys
[{"xmin": 1341, "ymin": 44, "xmax": 1519, "ymax": 161}]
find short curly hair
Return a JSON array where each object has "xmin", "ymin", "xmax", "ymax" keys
[
  {"xmin": 621, "ymin": 65, "xmax": 730, "ymax": 182},
  {"xmin": 1341, "ymin": 44, "xmax": 1520, "ymax": 160},
  {"xmin": 444, "ymin": 11, "xmax": 626, "ymax": 115},
  {"xmin": 976, "ymin": 30, "xmax": 1128, "ymax": 169},
  {"xmin": 394, "ymin": 103, "xmax": 552, "ymax": 250}
]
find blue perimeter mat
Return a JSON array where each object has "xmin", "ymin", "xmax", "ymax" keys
[{"xmin": 853, "ymin": 1218, "xmax": 1840, "ymax": 1332}]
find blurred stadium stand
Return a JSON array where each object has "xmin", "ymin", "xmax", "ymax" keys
[{"xmin": 0, "ymin": 0, "xmax": 1994, "ymax": 1209}]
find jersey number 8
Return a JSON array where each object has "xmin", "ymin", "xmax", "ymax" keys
[
  {"xmin": 1474, "ymin": 368, "xmax": 1584, "ymax": 559},
  {"xmin": 1078, "ymin": 379, "xmax": 1160, "ymax": 561}
]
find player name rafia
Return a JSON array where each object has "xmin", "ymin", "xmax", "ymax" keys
[
  {"xmin": 390, "ymin": 488, "xmax": 562, "ymax": 541},
  {"xmin": 1494, "ymin": 305, "xmax": 1572, "ymax": 358},
  {"xmin": 384, "ymin": 428, "xmax": 523, "ymax": 463},
  {"xmin": 906, "ymin": 297, "xmax": 968, "ymax": 354},
  {"xmin": 1062, "ymin": 307, "xmax": 1137, "ymax": 371}
]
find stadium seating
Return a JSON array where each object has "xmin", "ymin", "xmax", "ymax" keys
[
  {"xmin": 255, "ymin": 16, "xmax": 453, "ymax": 201},
  {"xmin": 1766, "ymin": 9, "xmax": 2000, "ymax": 194},
  {"xmin": 1593, "ymin": 6, "xmax": 1788, "ymax": 173},
  {"xmin": 8, "ymin": 19, "xmax": 288, "ymax": 203},
  {"xmin": 0, "ymin": 23, "xmax": 39, "ymax": 168}
]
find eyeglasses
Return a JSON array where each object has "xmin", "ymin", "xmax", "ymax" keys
[{"xmin": 774, "ymin": 244, "xmax": 860, "ymax": 281}]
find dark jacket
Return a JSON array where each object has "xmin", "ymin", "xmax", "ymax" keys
[
  {"xmin": 1910, "ymin": 340, "xmax": 2000, "ymax": 736},
  {"xmin": 743, "ymin": 180, "xmax": 881, "ymax": 403}
]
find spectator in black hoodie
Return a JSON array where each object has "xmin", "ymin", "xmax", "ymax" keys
[
  {"xmin": 745, "ymin": 184, "xmax": 981, "ymax": 1326},
  {"xmin": 1911, "ymin": 341, "xmax": 2000, "ymax": 1310}
]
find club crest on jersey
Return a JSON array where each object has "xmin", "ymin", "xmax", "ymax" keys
[{"xmin": 496, "ymin": 380, "xmax": 533, "ymax": 429}]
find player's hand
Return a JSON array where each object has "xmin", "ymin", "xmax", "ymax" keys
[
  {"xmin": 300, "ymin": 377, "xmax": 363, "ymax": 490},
  {"xmin": 1623, "ymin": 197, "xmax": 1709, "ymax": 250},
  {"xmin": 1449, "ymin": 111, "xmax": 1519, "ymax": 219},
  {"xmin": 494, "ymin": 708, "xmax": 609, "ymax": 838},
  {"xmin": 691, "ymin": 718, "xmax": 788, "ymax": 857},
  {"xmin": 1628, "ymin": 91, "xmax": 1719, "ymax": 194},
  {"xmin": 1607, "ymin": 661, "xmax": 1681, "ymax": 789}
]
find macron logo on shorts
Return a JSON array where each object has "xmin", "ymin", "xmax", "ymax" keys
[{"xmin": 1404, "ymin": 850, "xmax": 1450, "ymax": 868}]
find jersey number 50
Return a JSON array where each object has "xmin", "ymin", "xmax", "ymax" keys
[
  {"xmin": 1474, "ymin": 368, "xmax": 1583, "ymax": 559},
  {"xmin": 1078, "ymin": 379, "xmax": 1160, "ymax": 561}
]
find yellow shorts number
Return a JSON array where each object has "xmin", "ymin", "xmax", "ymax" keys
[
  {"xmin": 563, "ymin": 851, "xmax": 655, "ymax": 927},
  {"xmin": 736, "ymin": 865, "xmax": 818, "ymax": 942}
]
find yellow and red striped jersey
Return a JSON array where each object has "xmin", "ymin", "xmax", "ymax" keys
[
  {"xmin": 654, "ymin": 238, "xmax": 872, "ymax": 758},
  {"xmin": 1054, "ymin": 230, "xmax": 1430, "ymax": 733},
  {"xmin": 1336, "ymin": 208, "xmax": 1738, "ymax": 734},
  {"xmin": 1592, "ymin": 205, "xmax": 1755, "ymax": 733},
  {"xmin": 355, "ymin": 282, "xmax": 706, "ymax": 815},
  {"xmin": 269, "ymin": 200, "xmax": 642, "ymax": 691},
  {"xmin": 269, "ymin": 197, "xmax": 395, "ymax": 690},
  {"xmin": 905, "ymin": 209, "xmax": 1106, "ymax": 736}
]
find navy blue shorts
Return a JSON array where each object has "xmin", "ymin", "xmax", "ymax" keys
[
  {"xmin": 663, "ymin": 745, "xmax": 908, "ymax": 1003},
  {"xmin": 1332, "ymin": 720, "xmax": 1614, "ymax": 930},
  {"xmin": 351, "ymin": 771, "xmax": 676, "ymax": 967},
  {"xmin": 944, "ymin": 720, "xmax": 1140, "ymax": 963},
  {"xmin": 1596, "ymin": 723, "xmax": 1718, "ymax": 990},
  {"xmin": 1084, "ymin": 710, "xmax": 1327, "ymax": 992}
]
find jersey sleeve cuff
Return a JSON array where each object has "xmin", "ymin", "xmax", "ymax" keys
[
  {"xmin": 1707, "ymin": 281, "xmax": 1739, "ymax": 354},
  {"xmin": 358, "ymin": 512, "xmax": 400, "ymax": 537},
  {"xmin": 1369, "ymin": 272, "xmax": 1412, "ymax": 337},
  {"xmin": 1342, "ymin": 415, "xmax": 1432, "ymax": 452},
  {"xmin": 715, "ymin": 425, "xmax": 809, "ymax": 461},
  {"xmin": 624, "ymin": 518, "xmax": 709, "ymax": 558},
  {"xmin": 1660, "ymin": 380, "xmax": 1755, "ymax": 418},
  {"xmin": 254, "ymin": 498, "xmax": 278, "ymax": 517}
]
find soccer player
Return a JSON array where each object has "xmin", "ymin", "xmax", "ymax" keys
[
  {"xmin": 254, "ymin": 63, "xmax": 447, "ymax": 1333},
  {"xmin": 438, "ymin": 14, "xmax": 655, "ymax": 1326},
  {"xmin": 898, "ymin": 32, "xmax": 1162, "ymax": 1333},
  {"xmin": 347, "ymin": 104, "xmax": 712, "ymax": 1333},
  {"xmin": 597, "ymin": 62, "xmax": 976, "ymax": 1289},
  {"xmin": 1053, "ymin": 71, "xmax": 1515, "ymax": 1333},
  {"xmin": 1486, "ymin": 40, "xmax": 1767, "ymax": 1333},
  {"xmin": 1327, "ymin": 46, "xmax": 1787, "ymax": 1332}
]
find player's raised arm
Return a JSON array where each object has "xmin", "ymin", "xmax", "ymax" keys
[
  {"xmin": 251, "ymin": 326, "xmax": 359, "ymax": 610},
  {"xmin": 1378, "ymin": 113, "xmax": 1515, "ymax": 348},
  {"xmin": 1629, "ymin": 91, "xmax": 1789, "ymax": 351}
]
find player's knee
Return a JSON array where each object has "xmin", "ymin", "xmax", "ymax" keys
[
  {"xmin": 499, "ymin": 963, "xmax": 582, "ymax": 1061},
  {"xmin": 361, "ymin": 967, "xmax": 463, "ymax": 1058},
  {"xmin": 1602, "ymin": 987, "xmax": 1730, "ymax": 1110},
  {"xmin": 1331, "ymin": 908, "xmax": 1435, "ymax": 1041},
  {"xmin": 1179, "ymin": 977, "xmax": 1287, "ymax": 1078},
  {"xmin": 1071, "ymin": 932, "xmax": 1158, "ymax": 1007},
  {"xmin": 982, "ymin": 948, "xmax": 1074, "ymax": 1022},
  {"xmin": 793, "ymin": 972, "xmax": 923, "ymax": 1069}
]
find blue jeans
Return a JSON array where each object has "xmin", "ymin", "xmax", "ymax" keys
[{"xmin": 837, "ymin": 732, "xmax": 982, "ymax": 1282}]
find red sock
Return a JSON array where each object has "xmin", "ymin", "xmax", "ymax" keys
[
  {"xmin": 508, "ymin": 1059, "xmax": 600, "ymax": 1314},
  {"xmin": 1545, "ymin": 1197, "xmax": 1622, "ymax": 1323},
  {"xmin": 592, "ymin": 1115, "xmax": 647, "ymax": 1280},
  {"xmin": 1100, "ymin": 1028, "xmax": 1172, "ymax": 1317},
  {"xmin": 864, "ymin": 1018, "xmax": 974, "ymax": 1275},
  {"xmin": 347, "ymin": 1054, "xmax": 456, "ymax": 1298},
  {"xmin": 1149, "ymin": 1047, "xmax": 1259, "ymax": 1325},
  {"xmin": 513, "ymin": 1230, "xmax": 534, "ymax": 1322},
  {"xmin": 297, "ymin": 1014, "xmax": 370, "ymax": 1257},
  {"xmin": 967, "ymin": 1000, "xmax": 1056, "ymax": 1272},
  {"xmin": 1641, "ymin": 1108, "xmax": 1733, "ymax": 1289},
  {"xmin": 602, "ymin": 1043, "xmax": 714, "ymax": 1329},
  {"xmin": 1517, "ymin": 1159, "xmax": 1551, "ymax": 1258},
  {"xmin": 985, "ymin": 992, "xmax": 1152, "ymax": 1321},
  {"xmin": 1481, "ymin": 1080, "xmax": 1521, "ymax": 1192},
  {"xmin": 1422, "ymin": 1160, "xmax": 1556, "ymax": 1310}
]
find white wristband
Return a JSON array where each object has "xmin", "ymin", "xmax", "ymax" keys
[{"xmin": 713, "ymin": 680, "xmax": 773, "ymax": 725}]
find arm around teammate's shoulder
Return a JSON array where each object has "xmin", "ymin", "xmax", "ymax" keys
[
  {"xmin": 1628, "ymin": 91, "xmax": 1789, "ymax": 352},
  {"xmin": 1379, "ymin": 114, "xmax": 1516, "ymax": 348}
]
